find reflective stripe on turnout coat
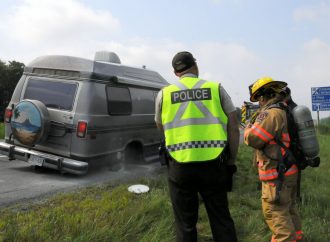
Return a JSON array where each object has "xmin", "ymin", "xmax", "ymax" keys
[{"xmin": 244, "ymin": 104, "xmax": 298, "ymax": 181}]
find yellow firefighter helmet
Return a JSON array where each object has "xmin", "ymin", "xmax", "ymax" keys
[{"xmin": 249, "ymin": 77, "xmax": 287, "ymax": 102}]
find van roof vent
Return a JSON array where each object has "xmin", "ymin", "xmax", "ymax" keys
[{"xmin": 94, "ymin": 51, "xmax": 121, "ymax": 64}]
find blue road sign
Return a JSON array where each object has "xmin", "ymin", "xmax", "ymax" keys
[{"xmin": 311, "ymin": 87, "xmax": 330, "ymax": 111}]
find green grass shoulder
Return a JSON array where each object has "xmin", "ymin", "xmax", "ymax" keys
[{"xmin": 0, "ymin": 135, "xmax": 329, "ymax": 241}]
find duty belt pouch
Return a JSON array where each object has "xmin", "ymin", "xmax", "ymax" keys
[
  {"xmin": 219, "ymin": 144, "xmax": 230, "ymax": 165},
  {"xmin": 158, "ymin": 139, "xmax": 170, "ymax": 166}
]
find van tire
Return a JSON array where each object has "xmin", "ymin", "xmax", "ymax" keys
[
  {"xmin": 124, "ymin": 142, "xmax": 144, "ymax": 165},
  {"xmin": 11, "ymin": 99, "xmax": 50, "ymax": 146}
]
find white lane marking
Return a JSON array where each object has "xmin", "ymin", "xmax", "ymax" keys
[{"xmin": 0, "ymin": 155, "xmax": 7, "ymax": 158}]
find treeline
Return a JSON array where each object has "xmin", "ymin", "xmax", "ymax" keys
[{"xmin": 0, "ymin": 60, "xmax": 25, "ymax": 121}]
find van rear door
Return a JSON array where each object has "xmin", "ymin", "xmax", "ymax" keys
[{"xmin": 22, "ymin": 77, "xmax": 79, "ymax": 157}]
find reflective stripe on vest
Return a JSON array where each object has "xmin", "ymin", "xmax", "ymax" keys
[
  {"xmin": 162, "ymin": 77, "xmax": 228, "ymax": 163},
  {"xmin": 163, "ymin": 79, "xmax": 226, "ymax": 131},
  {"xmin": 166, "ymin": 140, "xmax": 227, "ymax": 152}
]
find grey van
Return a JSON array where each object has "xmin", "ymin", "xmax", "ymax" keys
[{"xmin": 0, "ymin": 51, "xmax": 168, "ymax": 175}]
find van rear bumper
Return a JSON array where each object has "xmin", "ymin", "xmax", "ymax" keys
[{"xmin": 0, "ymin": 141, "xmax": 88, "ymax": 175}]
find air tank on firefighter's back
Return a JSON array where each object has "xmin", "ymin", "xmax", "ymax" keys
[{"xmin": 292, "ymin": 105, "xmax": 319, "ymax": 158}]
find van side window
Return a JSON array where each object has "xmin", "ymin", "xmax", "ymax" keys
[
  {"xmin": 130, "ymin": 88, "xmax": 155, "ymax": 114},
  {"xmin": 106, "ymin": 86, "xmax": 132, "ymax": 115},
  {"xmin": 24, "ymin": 78, "xmax": 78, "ymax": 111}
]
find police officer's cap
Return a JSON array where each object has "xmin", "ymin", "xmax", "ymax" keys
[{"xmin": 172, "ymin": 51, "xmax": 196, "ymax": 72}]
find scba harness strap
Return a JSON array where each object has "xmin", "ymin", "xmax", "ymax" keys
[
  {"xmin": 262, "ymin": 103, "xmax": 298, "ymax": 203},
  {"xmin": 261, "ymin": 103, "xmax": 298, "ymax": 169}
]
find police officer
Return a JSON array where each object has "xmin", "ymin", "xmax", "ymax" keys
[
  {"xmin": 155, "ymin": 51, "xmax": 239, "ymax": 242},
  {"xmin": 244, "ymin": 77, "xmax": 303, "ymax": 242}
]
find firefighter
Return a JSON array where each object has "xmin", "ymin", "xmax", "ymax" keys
[
  {"xmin": 244, "ymin": 77, "xmax": 303, "ymax": 242},
  {"xmin": 155, "ymin": 51, "xmax": 239, "ymax": 242}
]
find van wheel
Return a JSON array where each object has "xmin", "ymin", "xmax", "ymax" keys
[
  {"xmin": 10, "ymin": 99, "xmax": 50, "ymax": 146},
  {"xmin": 124, "ymin": 142, "xmax": 144, "ymax": 165}
]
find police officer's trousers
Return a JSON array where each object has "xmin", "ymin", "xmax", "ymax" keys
[
  {"xmin": 261, "ymin": 175, "xmax": 303, "ymax": 242},
  {"xmin": 167, "ymin": 159, "xmax": 237, "ymax": 242}
]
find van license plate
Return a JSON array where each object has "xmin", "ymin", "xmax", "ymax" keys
[{"xmin": 28, "ymin": 155, "xmax": 44, "ymax": 166}]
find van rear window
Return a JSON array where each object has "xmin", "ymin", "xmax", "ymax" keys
[{"xmin": 24, "ymin": 78, "xmax": 78, "ymax": 111}]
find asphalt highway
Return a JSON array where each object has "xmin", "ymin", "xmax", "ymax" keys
[
  {"xmin": 0, "ymin": 130, "xmax": 244, "ymax": 208},
  {"xmin": 0, "ymin": 154, "xmax": 163, "ymax": 208}
]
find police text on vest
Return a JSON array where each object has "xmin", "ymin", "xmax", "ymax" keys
[{"xmin": 171, "ymin": 88, "xmax": 212, "ymax": 104}]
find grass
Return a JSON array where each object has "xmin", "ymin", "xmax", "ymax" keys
[
  {"xmin": 0, "ymin": 178, "xmax": 176, "ymax": 242},
  {"xmin": 0, "ymin": 125, "xmax": 329, "ymax": 241},
  {"xmin": 0, "ymin": 123, "xmax": 4, "ymax": 139},
  {"xmin": 318, "ymin": 116, "xmax": 330, "ymax": 135}
]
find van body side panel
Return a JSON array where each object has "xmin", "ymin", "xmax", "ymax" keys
[{"xmin": 70, "ymin": 82, "xmax": 162, "ymax": 162}]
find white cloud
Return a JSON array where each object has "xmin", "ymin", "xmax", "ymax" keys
[
  {"xmin": 0, "ymin": 0, "xmax": 328, "ymax": 120},
  {"xmin": 293, "ymin": 2, "xmax": 330, "ymax": 23},
  {"xmin": 108, "ymin": 41, "xmax": 261, "ymax": 106},
  {"xmin": 291, "ymin": 38, "xmax": 330, "ymax": 85},
  {"xmin": 91, "ymin": 38, "xmax": 184, "ymax": 82},
  {"xmin": 291, "ymin": 3, "xmax": 330, "ymax": 117},
  {"xmin": 0, "ymin": 0, "xmax": 120, "ymax": 62},
  {"xmin": 195, "ymin": 42, "xmax": 258, "ymax": 77},
  {"xmin": 286, "ymin": 38, "xmax": 330, "ymax": 117},
  {"xmin": 193, "ymin": 42, "xmax": 261, "ymax": 105},
  {"xmin": 0, "ymin": 0, "xmax": 269, "ymax": 108}
]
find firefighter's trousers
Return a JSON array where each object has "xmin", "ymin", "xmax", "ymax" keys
[{"xmin": 261, "ymin": 175, "xmax": 303, "ymax": 242}]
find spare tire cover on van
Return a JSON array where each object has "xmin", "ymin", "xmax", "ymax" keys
[{"xmin": 10, "ymin": 99, "xmax": 50, "ymax": 146}]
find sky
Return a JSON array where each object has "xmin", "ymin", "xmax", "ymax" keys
[{"xmin": 0, "ymin": 0, "xmax": 329, "ymax": 118}]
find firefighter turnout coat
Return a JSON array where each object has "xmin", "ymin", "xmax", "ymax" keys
[{"xmin": 244, "ymin": 101, "xmax": 298, "ymax": 181}]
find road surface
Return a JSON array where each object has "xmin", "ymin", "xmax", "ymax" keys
[
  {"xmin": 0, "ymin": 130, "xmax": 244, "ymax": 208},
  {"xmin": 0, "ymin": 154, "xmax": 164, "ymax": 208}
]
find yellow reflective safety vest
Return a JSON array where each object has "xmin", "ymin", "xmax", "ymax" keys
[{"xmin": 161, "ymin": 76, "xmax": 228, "ymax": 163}]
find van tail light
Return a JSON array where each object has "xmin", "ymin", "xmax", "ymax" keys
[
  {"xmin": 77, "ymin": 121, "xmax": 87, "ymax": 138},
  {"xmin": 4, "ymin": 108, "xmax": 13, "ymax": 123}
]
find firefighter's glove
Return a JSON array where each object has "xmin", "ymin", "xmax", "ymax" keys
[{"xmin": 226, "ymin": 165, "xmax": 237, "ymax": 192}]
